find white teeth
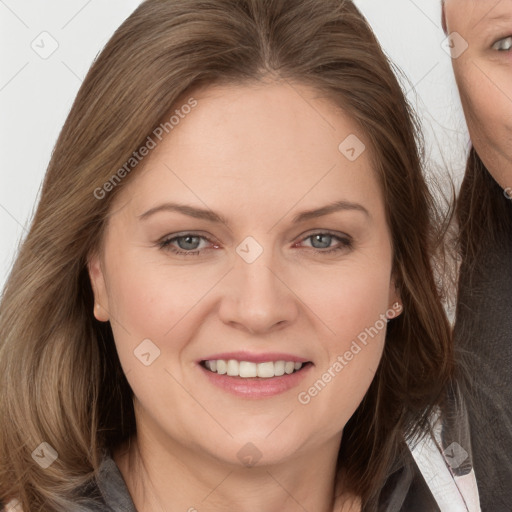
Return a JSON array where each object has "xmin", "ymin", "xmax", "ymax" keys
[
  {"xmin": 257, "ymin": 362, "xmax": 275, "ymax": 378},
  {"xmin": 239, "ymin": 361, "xmax": 258, "ymax": 378},
  {"xmin": 203, "ymin": 359, "xmax": 305, "ymax": 378},
  {"xmin": 216, "ymin": 360, "xmax": 227, "ymax": 375},
  {"xmin": 227, "ymin": 359, "xmax": 239, "ymax": 376},
  {"xmin": 274, "ymin": 360, "xmax": 285, "ymax": 377}
]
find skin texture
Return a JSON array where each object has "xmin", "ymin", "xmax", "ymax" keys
[
  {"xmin": 444, "ymin": 0, "xmax": 512, "ymax": 191},
  {"xmin": 88, "ymin": 81, "xmax": 400, "ymax": 512}
]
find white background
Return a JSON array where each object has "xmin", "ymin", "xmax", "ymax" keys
[{"xmin": 0, "ymin": 0, "xmax": 469, "ymax": 292}]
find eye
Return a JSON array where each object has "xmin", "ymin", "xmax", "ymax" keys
[
  {"xmin": 492, "ymin": 36, "xmax": 512, "ymax": 51},
  {"xmin": 158, "ymin": 233, "xmax": 218, "ymax": 256},
  {"xmin": 157, "ymin": 231, "xmax": 353, "ymax": 257},
  {"xmin": 296, "ymin": 231, "xmax": 353, "ymax": 254}
]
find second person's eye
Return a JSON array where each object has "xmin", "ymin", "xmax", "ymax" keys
[{"xmin": 492, "ymin": 35, "xmax": 512, "ymax": 51}]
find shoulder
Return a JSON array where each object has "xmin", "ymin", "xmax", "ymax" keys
[{"xmin": 0, "ymin": 453, "xmax": 131, "ymax": 512}]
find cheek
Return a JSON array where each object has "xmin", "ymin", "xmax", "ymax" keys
[
  {"xmin": 456, "ymin": 64, "xmax": 511, "ymax": 143},
  {"xmin": 326, "ymin": 273, "xmax": 389, "ymax": 379},
  {"xmin": 298, "ymin": 260, "xmax": 391, "ymax": 404},
  {"xmin": 458, "ymin": 75, "xmax": 491, "ymax": 132},
  {"xmin": 311, "ymin": 246, "xmax": 394, "ymax": 344},
  {"xmin": 295, "ymin": 322, "xmax": 387, "ymax": 445},
  {"xmin": 108, "ymin": 267, "xmax": 170, "ymax": 334},
  {"xmin": 458, "ymin": 70, "xmax": 512, "ymax": 184},
  {"xmin": 102, "ymin": 248, "xmax": 204, "ymax": 376}
]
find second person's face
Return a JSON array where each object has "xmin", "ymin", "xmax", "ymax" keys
[{"xmin": 444, "ymin": 0, "xmax": 512, "ymax": 192}]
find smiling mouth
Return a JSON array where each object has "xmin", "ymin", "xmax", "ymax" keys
[{"xmin": 200, "ymin": 359, "xmax": 312, "ymax": 378}]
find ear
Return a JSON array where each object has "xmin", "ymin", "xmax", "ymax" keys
[{"xmin": 87, "ymin": 251, "xmax": 110, "ymax": 322}]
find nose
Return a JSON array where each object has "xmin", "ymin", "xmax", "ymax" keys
[{"xmin": 217, "ymin": 249, "xmax": 299, "ymax": 335}]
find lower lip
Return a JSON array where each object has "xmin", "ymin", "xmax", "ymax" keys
[{"xmin": 199, "ymin": 363, "xmax": 313, "ymax": 398}]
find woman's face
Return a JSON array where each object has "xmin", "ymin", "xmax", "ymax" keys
[
  {"xmin": 444, "ymin": 0, "xmax": 512, "ymax": 191},
  {"xmin": 88, "ymin": 81, "xmax": 400, "ymax": 468}
]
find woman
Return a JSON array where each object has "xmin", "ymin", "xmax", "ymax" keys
[
  {"xmin": 0, "ymin": 0, "xmax": 453, "ymax": 510},
  {"xmin": 442, "ymin": 1, "xmax": 512, "ymax": 510}
]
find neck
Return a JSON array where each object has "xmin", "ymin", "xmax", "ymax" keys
[{"xmin": 114, "ymin": 430, "xmax": 360, "ymax": 512}]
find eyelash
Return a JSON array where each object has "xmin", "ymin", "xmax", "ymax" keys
[{"xmin": 157, "ymin": 231, "xmax": 353, "ymax": 256}]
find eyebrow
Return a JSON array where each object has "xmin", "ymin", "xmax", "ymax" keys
[{"xmin": 137, "ymin": 200, "xmax": 370, "ymax": 225}]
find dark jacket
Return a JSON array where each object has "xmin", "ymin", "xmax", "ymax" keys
[{"xmin": 452, "ymin": 195, "xmax": 512, "ymax": 512}]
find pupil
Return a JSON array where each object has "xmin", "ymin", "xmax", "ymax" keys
[
  {"xmin": 313, "ymin": 234, "xmax": 330, "ymax": 249},
  {"xmin": 180, "ymin": 236, "xmax": 199, "ymax": 250}
]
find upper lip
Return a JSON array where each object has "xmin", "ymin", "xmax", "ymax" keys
[{"xmin": 199, "ymin": 351, "xmax": 310, "ymax": 364}]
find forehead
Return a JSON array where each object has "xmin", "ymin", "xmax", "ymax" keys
[
  {"xmin": 445, "ymin": 0, "xmax": 512, "ymax": 29},
  {"xmin": 140, "ymin": 81, "xmax": 369, "ymax": 179},
  {"xmin": 112, "ymin": 81, "xmax": 385, "ymax": 226}
]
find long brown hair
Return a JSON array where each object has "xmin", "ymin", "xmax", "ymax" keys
[
  {"xmin": 456, "ymin": 147, "xmax": 512, "ymax": 278},
  {"xmin": 0, "ymin": 1, "xmax": 453, "ymax": 510}
]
